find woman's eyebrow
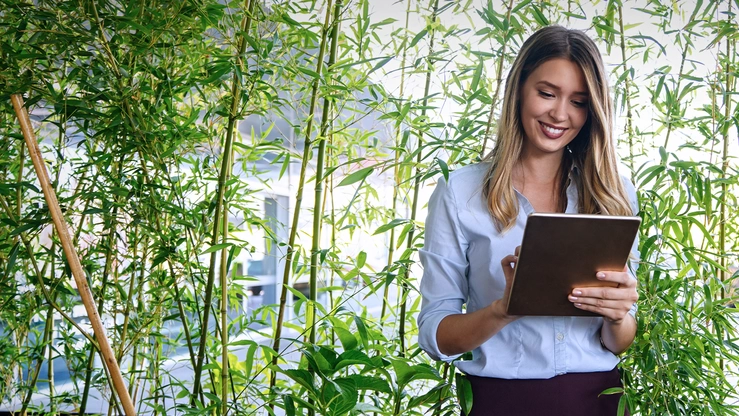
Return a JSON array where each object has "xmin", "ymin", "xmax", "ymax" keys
[{"xmin": 536, "ymin": 80, "xmax": 589, "ymax": 97}]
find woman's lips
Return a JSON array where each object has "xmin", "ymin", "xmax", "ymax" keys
[{"xmin": 539, "ymin": 121, "xmax": 567, "ymax": 139}]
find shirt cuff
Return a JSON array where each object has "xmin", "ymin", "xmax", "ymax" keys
[{"xmin": 419, "ymin": 312, "xmax": 463, "ymax": 363}]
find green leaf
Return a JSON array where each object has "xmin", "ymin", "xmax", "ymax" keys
[
  {"xmin": 297, "ymin": 66, "xmax": 320, "ymax": 79},
  {"xmin": 325, "ymin": 377, "xmax": 357, "ymax": 416},
  {"xmin": 470, "ymin": 59, "xmax": 483, "ymax": 91},
  {"xmin": 408, "ymin": 29, "xmax": 428, "ymax": 49},
  {"xmin": 530, "ymin": 5, "xmax": 549, "ymax": 26},
  {"xmin": 370, "ymin": 56, "xmax": 393, "ymax": 74},
  {"xmin": 456, "ymin": 373, "xmax": 473, "ymax": 416},
  {"xmin": 335, "ymin": 327, "xmax": 358, "ymax": 351},
  {"xmin": 436, "ymin": 157, "xmax": 449, "ymax": 181},
  {"xmin": 511, "ymin": 0, "xmax": 532, "ymax": 14},
  {"xmin": 200, "ymin": 243, "xmax": 231, "ymax": 254},
  {"xmin": 284, "ymin": 369, "xmax": 316, "ymax": 394},
  {"xmin": 337, "ymin": 167, "xmax": 373, "ymax": 187},
  {"xmin": 356, "ymin": 251, "xmax": 367, "ymax": 268},
  {"xmin": 335, "ymin": 350, "xmax": 374, "ymax": 370},
  {"xmin": 346, "ymin": 374, "xmax": 391, "ymax": 393},
  {"xmin": 373, "ymin": 218, "xmax": 409, "ymax": 235}
]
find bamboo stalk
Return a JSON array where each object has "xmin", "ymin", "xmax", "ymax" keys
[
  {"xmin": 19, "ymin": 303, "xmax": 54, "ymax": 416},
  {"xmin": 381, "ymin": 0, "xmax": 412, "ymax": 324},
  {"xmin": 11, "ymin": 93, "xmax": 136, "ymax": 415},
  {"xmin": 309, "ymin": 0, "xmax": 342, "ymax": 348},
  {"xmin": 718, "ymin": 0, "xmax": 733, "ymax": 372},
  {"xmin": 192, "ymin": 0, "xmax": 255, "ymax": 404},
  {"xmin": 219, "ymin": 144, "xmax": 234, "ymax": 415},
  {"xmin": 617, "ymin": 4, "xmax": 636, "ymax": 179},
  {"xmin": 269, "ymin": 0, "xmax": 334, "ymax": 404},
  {"xmin": 479, "ymin": 0, "xmax": 515, "ymax": 158},
  {"xmin": 83, "ymin": 155, "xmax": 124, "ymax": 415},
  {"xmin": 398, "ymin": 0, "xmax": 440, "ymax": 356},
  {"xmin": 129, "ymin": 236, "xmax": 148, "ymax": 403}
]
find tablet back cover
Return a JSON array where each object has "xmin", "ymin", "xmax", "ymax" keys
[{"xmin": 505, "ymin": 213, "xmax": 640, "ymax": 316}]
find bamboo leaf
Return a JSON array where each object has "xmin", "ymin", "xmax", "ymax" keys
[
  {"xmin": 408, "ymin": 29, "xmax": 428, "ymax": 49},
  {"xmin": 337, "ymin": 167, "xmax": 373, "ymax": 187},
  {"xmin": 200, "ymin": 243, "xmax": 232, "ymax": 254}
]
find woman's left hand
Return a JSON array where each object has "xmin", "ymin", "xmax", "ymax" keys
[{"xmin": 568, "ymin": 266, "xmax": 638, "ymax": 323}]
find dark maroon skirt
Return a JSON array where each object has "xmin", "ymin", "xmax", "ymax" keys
[{"xmin": 463, "ymin": 368, "xmax": 629, "ymax": 416}]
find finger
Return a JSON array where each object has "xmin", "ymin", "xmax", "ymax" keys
[
  {"xmin": 500, "ymin": 254, "xmax": 518, "ymax": 268},
  {"xmin": 568, "ymin": 295, "xmax": 626, "ymax": 311},
  {"xmin": 569, "ymin": 301, "xmax": 627, "ymax": 321},
  {"xmin": 572, "ymin": 286, "xmax": 638, "ymax": 302},
  {"xmin": 595, "ymin": 271, "xmax": 636, "ymax": 287},
  {"xmin": 514, "ymin": 245, "xmax": 521, "ymax": 257}
]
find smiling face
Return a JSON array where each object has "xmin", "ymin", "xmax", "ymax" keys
[{"xmin": 519, "ymin": 58, "xmax": 589, "ymax": 158}]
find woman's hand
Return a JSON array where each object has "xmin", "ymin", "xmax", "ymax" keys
[
  {"xmin": 568, "ymin": 266, "xmax": 638, "ymax": 323},
  {"xmin": 493, "ymin": 247, "xmax": 521, "ymax": 321},
  {"xmin": 436, "ymin": 247, "xmax": 521, "ymax": 355}
]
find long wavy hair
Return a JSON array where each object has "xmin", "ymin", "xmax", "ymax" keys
[{"xmin": 482, "ymin": 25, "xmax": 632, "ymax": 232}]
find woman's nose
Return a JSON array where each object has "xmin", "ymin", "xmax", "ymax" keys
[{"xmin": 549, "ymin": 99, "xmax": 568, "ymax": 122}]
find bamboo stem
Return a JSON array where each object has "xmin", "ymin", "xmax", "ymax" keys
[
  {"xmin": 617, "ymin": 4, "xmax": 636, "ymax": 179},
  {"xmin": 309, "ymin": 0, "xmax": 342, "ymax": 348},
  {"xmin": 219, "ymin": 144, "xmax": 234, "ymax": 415},
  {"xmin": 718, "ymin": 0, "xmax": 733, "ymax": 372},
  {"xmin": 381, "ymin": 0, "xmax": 412, "ymax": 324},
  {"xmin": 479, "ymin": 0, "xmax": 515, "ymax": 158},
  {"xmin": 398, "ymin": 0, "xmax": 440, "ymax": 356},
  {"xmin": 11, "ymin": 93, "xmax": 136, "ymax": 415},
  {"xmin": 19, "ymin": 303, "xmax": 54, "ymax": 416},
  {"xmin": 269, "ymin": 0, "xmax": 334, "ymax": 404},
  {"xmin": 192, "ymin": 0, "xmax": 254, "ymax": 404}
]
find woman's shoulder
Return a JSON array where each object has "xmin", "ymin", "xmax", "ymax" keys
[{"xmin": 444, "ymin": 162, "xmax": 489, "ymax": 189}]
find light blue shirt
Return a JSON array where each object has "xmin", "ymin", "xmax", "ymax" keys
[{"xmin": 417, "ymin": 162, "xmax": 639, "ymax": 379}]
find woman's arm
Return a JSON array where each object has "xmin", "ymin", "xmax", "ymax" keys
[
  {"xmin": 437, "ymin": 254, "xmax": 520, "ymax": 356},
  {"xmin": 601, "ymin": 313, "xmax": 636, "ymax": 355}
]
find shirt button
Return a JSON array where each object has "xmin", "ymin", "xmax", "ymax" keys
[{"xmin": 556, "ymin": 332, "xmax": 565, "ymax": 341}]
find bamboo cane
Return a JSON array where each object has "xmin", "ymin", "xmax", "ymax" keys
[
  {"xmin": 398, "ymin": 0, "xmax": 439, "ymax": 356},
  {"xmin": 269, "ymin": 1, "xmax": 334, "ymax": 407},
  {"xmin": 479, "ymin": 0, "xmax": 515, "ymax": 158},
  {"xmin": 10, "ymin": 94, "xmax": 136, "ymax": 416},
  {"xmin": 381, "ymin": 0, "xmax": 412, "ymax": 324},
  {"xmin": 309, "ymin": 0, "xmax": 342, "ymax": 348}
]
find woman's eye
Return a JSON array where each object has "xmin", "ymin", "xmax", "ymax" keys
[
  {"xmin": 538, "ymin": 91, "xmax": 554, "ymax": 98},
  {"xmin": 572, "ymin": 101, "xmax": 587, "ymax": 108}
]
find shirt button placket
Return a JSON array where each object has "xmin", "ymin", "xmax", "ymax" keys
[{"xmin": 554, "ymin": 318, "xmax": 567, "ymax": 376}]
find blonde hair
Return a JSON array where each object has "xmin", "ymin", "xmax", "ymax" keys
[{"xmin": 482, "ymin": 25, "xmax": 632, "ymax": 232}]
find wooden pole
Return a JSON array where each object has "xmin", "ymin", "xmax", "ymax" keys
[{"xmin": 10, "ymin": 94, "xmax": 136, "ymax": 416}]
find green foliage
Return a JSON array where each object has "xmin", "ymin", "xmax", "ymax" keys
[{"xmin": 0, "ymin": 0, "xmax": 737, "ymax": 415}]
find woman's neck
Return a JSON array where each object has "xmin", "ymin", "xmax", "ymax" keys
[
  {"xmin": 514, "ymin": 150, "xmax": 563, "ymax": 188},
  {"xmin": 512, "ymin": 150, "xmax": 565, "ymax": 212}
]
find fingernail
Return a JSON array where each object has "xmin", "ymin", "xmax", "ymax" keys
[
  {"xmin": 574, "ymin": 303, "xmax": 582, "ymax": 308},
  {"xmin": 569, "ymin": 296, "xmax": 578, "ymax": 301},
  {"xmin": 596, "ymin": 272, "xmax": 605, "ymax": 279},
  {"xmin": 573, "ymin": 290, "xmax": 582, "ymax": 296}
]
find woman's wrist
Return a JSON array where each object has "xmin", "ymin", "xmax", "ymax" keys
[{"xmin": 490, "ymin": 299, "xmax": 517, "ymax": 324}]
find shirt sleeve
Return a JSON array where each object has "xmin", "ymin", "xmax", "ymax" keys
[
  {"xmin": 622, "ymin": 175, "xmax": 640, "ymax": 317},
  {"xmin": 417, "ymin": 175, "xmax": 469, "ymax": 362}
]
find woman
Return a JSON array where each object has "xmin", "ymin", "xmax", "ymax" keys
[{"xmin": 417, "ymin": 26, "xmax": 639, "ymax": 415}]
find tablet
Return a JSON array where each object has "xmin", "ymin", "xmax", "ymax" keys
[{"xmin": 505, "ymin": 213, "xmax": 641, "ymax": 316}]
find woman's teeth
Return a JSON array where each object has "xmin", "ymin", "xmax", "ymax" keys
[{"xmin": 543, "ymin": 125, "xmax": 564, "ymax": 135}]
